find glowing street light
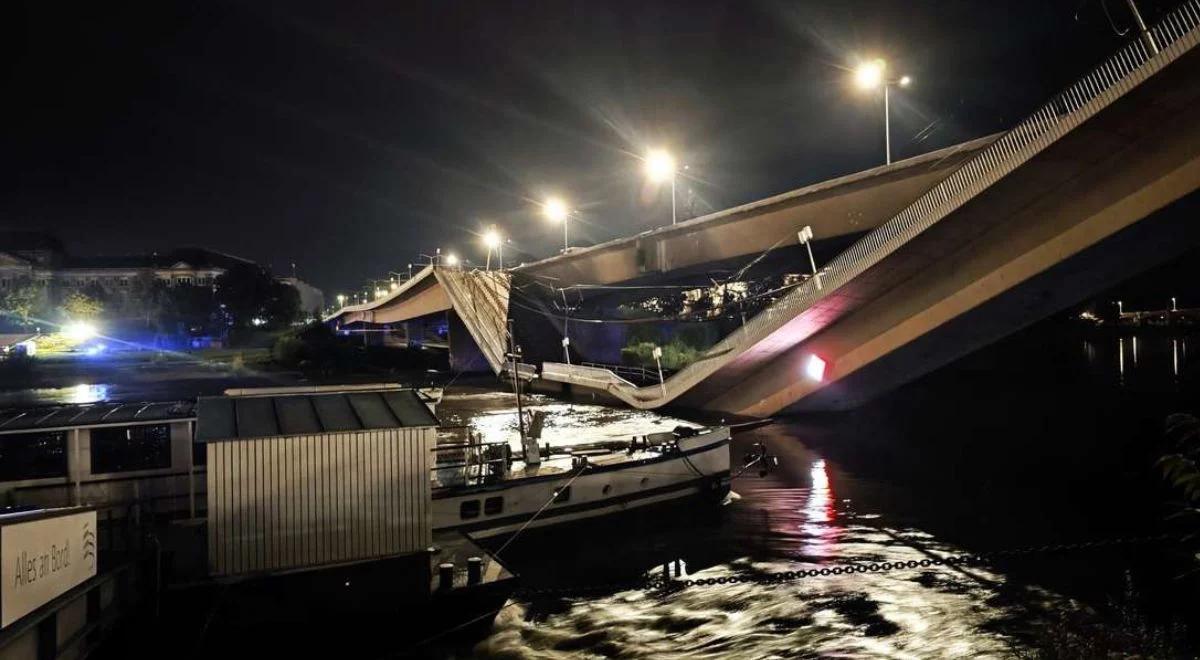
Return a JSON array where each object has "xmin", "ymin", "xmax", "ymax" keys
[
  {"xmin": 644, "ymin": 149, "xmax": 678, "ymax": 225},
  {"xmin": 336, "ymin": 293, "xmax": 346, "ymax": 307},
  {"xmin": 853, "ymin": 59, "xmax": 911, "ymax": 165},
  {"xmin": 543, "ymin": 198, "xmax": 570, "ymax": 252},
  {"xmin": 445, "ymin": 253, "xmax": 460, "ymax": 268},
  {"xmin": 482, "ymin": 226, "xmax": 503, "ymax": 270}
]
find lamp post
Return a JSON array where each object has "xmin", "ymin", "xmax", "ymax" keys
[
  {"xmin": 543, "ymin": 198, "xmax": 570, "ymax": 251},
  {"xmin": 483, "ymin": 227, "xmax": 503, "ymax": 270},
  {"xmin": 336, "ymin": 294, "xmax": 346, "ymax": 308},
  {"xmin": 644, "ymin": 149, "xmax": 678, "ymax": 225},
  {"xmin": 853, "ymin": 59, "xmax": 911, "ymax": 165},
  {"xmin": 797, "ymin": 225, "xmax": 822, "ymax": 290}
]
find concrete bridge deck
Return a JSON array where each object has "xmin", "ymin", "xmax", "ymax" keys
[{"xmin": 328, "ymin": 1, "xmax": 1200, "ymax": 417}]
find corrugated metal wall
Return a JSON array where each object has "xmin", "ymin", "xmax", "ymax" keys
[{"xmin": 206, "ymin": 428, "xmax": 433, "ymax": 576}]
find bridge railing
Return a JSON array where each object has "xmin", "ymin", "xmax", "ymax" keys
[{"xmin": 543, "ymin": 0, "xmax": 1200, "ymax": 407}]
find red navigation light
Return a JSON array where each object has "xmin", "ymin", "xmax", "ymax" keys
[{"xmin": 805, "ymin": 354, "xmax": 827, "ymax": 381}]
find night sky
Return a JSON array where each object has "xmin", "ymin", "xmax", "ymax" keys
[{"xmin": 2, "ymin": 0, "xmax": 1179, "ymax": 296}]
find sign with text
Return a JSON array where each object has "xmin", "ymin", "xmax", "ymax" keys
[{"xmin": 1, "ymin": 510, "xmax": 97, "ymax": 628}]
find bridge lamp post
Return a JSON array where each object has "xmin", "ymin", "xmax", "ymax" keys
[
  {"xmin": 652, "ymin": 345, "xmax": 666, "ymax": 397},
  {"xmin": 336, "ymin": 294, "xmax": 346, "ymax": 308},
  {"xmin": 853, "ymin": 59, "xmax": 911, "ymax": 165},
  {"xmin": 644, "ymin": 149, "xmax": 678, "ymax": 225},
  {"xmin": 483, "ymin": 227, "xmax": 503, "ymax": 270},
  {"xmin": 543, "ymin": 198, "xmax": 570, "ymax": 252},
  {"xmin": 797, "ymin": 225, "xmax": 822, "ymax": 290},
  {"xmin": 445, "ymin": 253, "xmax": 460, "ymax": 269}
]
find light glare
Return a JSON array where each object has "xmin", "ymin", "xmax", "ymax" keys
[
  {"xmin": 644, "ymin": 149, "xmax": 676, "ymax": 183},
  {"xmin": 483, "ymin": 229, "xmax": 501, "ymax": 249},
  {"xmin": 62, "ymin": 321, "xmax": 97, "ymax": 343},
  {"xmin": 854, "ymin": 60, "xmax": 885, "ymax": 90},
  {"xmin": 543, "ymin": 198, "xmax": 568, "ymax": 222},
  {"xmin": 804, "ymin": 354, "xmax": 827, "ymax": 381}
]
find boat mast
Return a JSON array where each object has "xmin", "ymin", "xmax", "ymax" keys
[{"xmin": 507, "ymin": 319, "xmax": 528, "ymax": 445}]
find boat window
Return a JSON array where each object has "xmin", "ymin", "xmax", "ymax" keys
[
  {"xmin": 553, "ymin": 486, "xmax": 571, "ymax": 504},
  {"xmin": 484, "ymin": 496, "xmax": 503, "ymax": 515},
  {"xmin": 460, "ymin": 500, "xmax": 481, "ymax": 519},
  {"xmin": 90, "ymin": 424, "xmax": 172, "ymax": 474},
  {"xmin": 0, "ymin": 431, "xmax": 67, "ymax": 481}
]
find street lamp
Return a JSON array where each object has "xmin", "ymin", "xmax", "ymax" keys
[
  {"xmin": 543, "ymin": 198, "xmax": 570, "ymax": 252},
  {"xmin": 445, "ymin": 253, "xmax": 459, "ymax": 268},
  {"xmin": 644, "ymin": 149, "xmax": 678, "ymax": 225},
  {"xmin": 482, "ymin": 227, "xmax": 503, "ymax": 270},
  {"xmin": 853, "ymin": 59, "xmax": 911, "ymax": 165},
  {"xmin": 336, "ymin": 293, "xmax": 346, "ymax": 307}
]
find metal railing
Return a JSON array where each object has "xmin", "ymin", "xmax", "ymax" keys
[
  {"xmin": 581, "ymin": 361, "xmax": 674, "ymax": 385},
  {"xmin": 541, "ymin": 0, "xmax": 1200, "ymax": 407},
  {"xmin": 431, "ymin": 440, "xmax": 512, "ymax": 488}
]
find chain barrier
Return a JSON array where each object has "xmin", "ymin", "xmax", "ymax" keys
[{"xmin": 514, "ymin": 532, "xmax": 1186, "ymax": 599}]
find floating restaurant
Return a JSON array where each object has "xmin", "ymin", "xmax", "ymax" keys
[{"xmin": 0, "ymin": 385, "xmax": 515, "ymax": 658}]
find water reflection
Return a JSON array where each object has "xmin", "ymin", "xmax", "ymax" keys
[
  {"xmin": 442, "ymin": 394, "xmax": 1083, "ymax": 658},
  {"xmin": 0, "ymin": 383, "xmax": 112, "ymax": 407}
]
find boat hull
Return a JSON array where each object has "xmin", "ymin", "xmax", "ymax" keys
[{"xmin": 433, "ymin": 428, "xmax": 731, "ymax": 539}]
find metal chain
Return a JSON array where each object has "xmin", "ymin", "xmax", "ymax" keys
[{"xmin": 515, "ymin": 533, "xmax": 1185, "ymax": 598}]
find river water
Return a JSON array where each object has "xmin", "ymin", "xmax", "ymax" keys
[
  {"xmin": 423, "ymin": 323, "xmax": 1200, "ymax": 659},
  {"xmin": 3, "ymin": 323, "xmax": 1197, "ymax": 657}
]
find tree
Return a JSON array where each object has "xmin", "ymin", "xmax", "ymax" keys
[
  {"xmin": 127, "ymin": 271, "xmax": 167, "ymax": 328},
  {"xmin": 214, "ymin": 264, "xmax": 300, "ymax": 329},
  {"xmin": 60, "ymin": 290, "xmax": 103, "ymax": 321},
  {"xmin": 0, "ymin": 278, "xmax": 43, "ymax": 326},
  {"xmin": 163, "ymin": 283, "xmax": 216, "ymax": 333}
]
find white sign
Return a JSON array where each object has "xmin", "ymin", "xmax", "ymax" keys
[{"xmin": 1, "ymin": 510, "xmax": 97, "ymax": 628}]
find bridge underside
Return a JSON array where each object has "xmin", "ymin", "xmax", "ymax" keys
[{"xmin": 695, "ymin": 44, "xmax": 1200, "ymax": 415}]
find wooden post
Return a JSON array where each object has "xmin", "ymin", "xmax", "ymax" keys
[{"xmin": 188, "ymin": 420, "xmax": 196, "ymax": 519}]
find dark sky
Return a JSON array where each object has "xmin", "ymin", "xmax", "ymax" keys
[{"xmin": 1, "ymin": 0, "xmax": 1178, "ymax": 296}]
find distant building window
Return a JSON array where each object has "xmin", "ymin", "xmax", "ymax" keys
[
  {"xmin": 460, "ymin": 500, "xmax": 481, "ymax": 519},
  {"xmin": 484, "ymin": 496, "xmax": 503, "ymax": 515},
  {"xmin": 90, "ymin": 424, "xmax": 171, "ymax": 473},
  {"xmin": 0, "ymin": 431, "xmax": 68, "ymax": 482}
]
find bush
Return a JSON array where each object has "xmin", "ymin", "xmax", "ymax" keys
[
  {"xmin": 271, "ymin": 335, "xmax": 306, "ymax": 368},
  {"xmin": 620, "ymin": 338, "xmax": 703, "ymax": 371}
]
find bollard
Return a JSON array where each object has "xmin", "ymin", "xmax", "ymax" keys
[
  {"xmin": 438, "ymin": 562, "xmax": 455, "ymax": 591},
  {"xmin": 467, "ymin": 556, "xmax": 482, "ymax": 585}
]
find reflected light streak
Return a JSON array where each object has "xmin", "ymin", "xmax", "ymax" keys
[
  {"xmin": 802, "ymin": 458, "xmax": 838, "ymax": 560},
  {"xmin": 1118, "ymin": 337, "xmax": 1125, "ymax": 379},
  {"xmin": 1173, "ymin": 338, "xmax": 1180, "ymax": 377},
  {"xmin": 66, "ymin": 384, "xmax": 108, "ymax": 405}
]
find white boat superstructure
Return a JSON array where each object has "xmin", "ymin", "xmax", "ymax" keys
[{"xmin": 431, "ymin": 426, "xmax": 731, "ymax": 538}]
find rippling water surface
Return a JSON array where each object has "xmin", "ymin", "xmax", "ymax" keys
[{"xmin": 422, "ymin": 326, "xmax": 1200, "ymax": 658}]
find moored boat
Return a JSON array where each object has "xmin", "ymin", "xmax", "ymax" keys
[{"xmin": 431, "ymin": 424, "xmax": 731, "ymax": 539}]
